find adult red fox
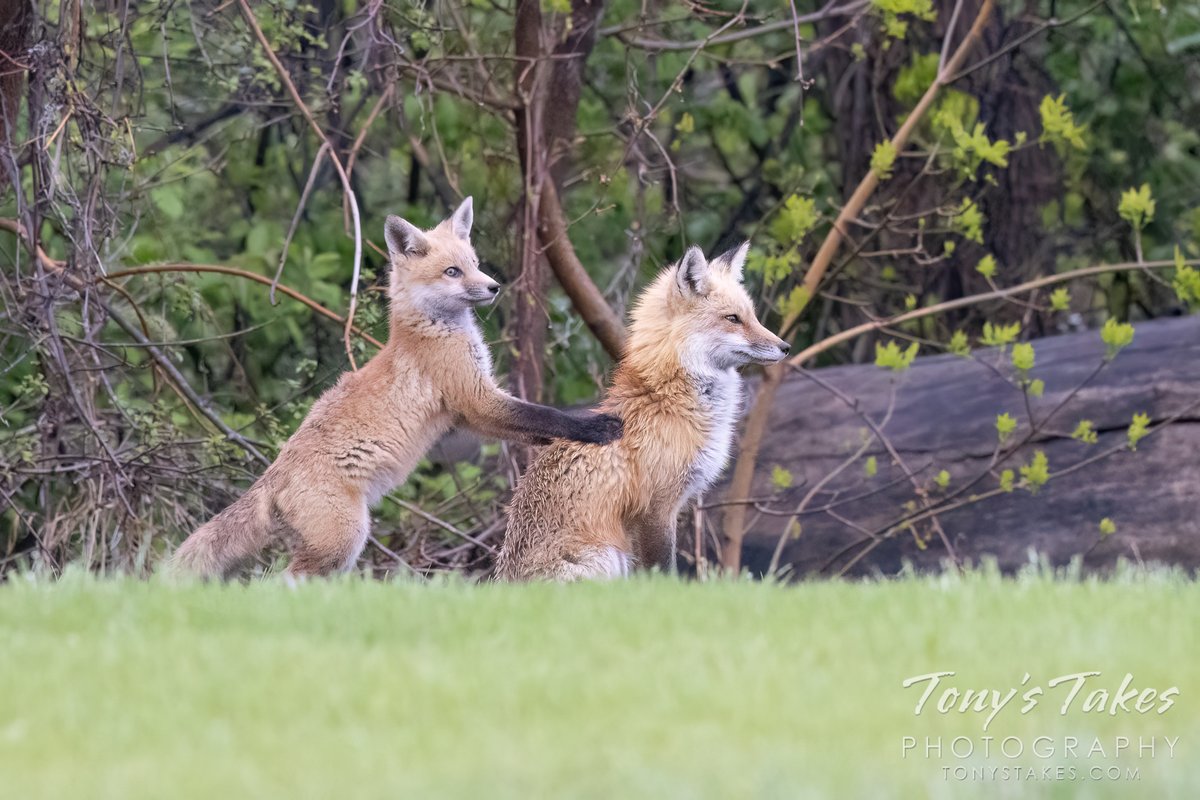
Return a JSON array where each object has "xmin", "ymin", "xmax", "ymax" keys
[
  {"xmin": 497, "ymin": 243, "xmax": 788, "ymax": 580},
  {"xmin": 172, "ymin": 198, "xmax": 622, "ymax": 578}
]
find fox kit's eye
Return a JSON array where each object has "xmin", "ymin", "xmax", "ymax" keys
[
  {"xmin": 444, "ymin": 266, "xmax": 462, "ymax": 278},
  {"xmin": 724, "ymin": 314, "xmax": 741, "ymax": 324}
]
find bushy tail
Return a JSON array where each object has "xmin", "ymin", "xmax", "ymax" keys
[{"xmin": 170, "ymin": 485, "xmax": 274, "ymax": 579}]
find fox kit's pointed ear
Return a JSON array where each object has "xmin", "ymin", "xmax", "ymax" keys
[
  {"xmin": 713, "ymin": 241, "xmax": 750, "ymax": 282},
  {"xmin": 676, "ymin": 245, "xmax": 711, "ymax": 297},
  {"xmin": 385, "ymin": 215, "xmax": 429, "ymax": 259},
  {"xmin": 450, "ymin": 196, "xmax": 473, "ymax": 241}
]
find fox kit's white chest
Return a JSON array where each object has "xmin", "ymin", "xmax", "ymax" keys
[
  {"xmin": 684, "ymin": 369, "xmax": 743, "ymax": 499},
  {"xmin": 462, "ymin": 318, "xmax": 493, "ymax": 373}
]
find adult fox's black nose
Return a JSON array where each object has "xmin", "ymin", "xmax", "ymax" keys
[
  {"xmin": 488, "ymin": 282, "xmax": 500, "ymax": 295},
  {"xmin": 780, "ymin": 342, "xmax": 790, "ymax": 355}
]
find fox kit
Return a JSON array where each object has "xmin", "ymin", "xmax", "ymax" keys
[
  {"xmin": 173, "ymin": 198, "xmax": 622, "ymax": 578},
  {"xmin": 497, "ymin": 243, "xmax": 788, "ymax": 581}
]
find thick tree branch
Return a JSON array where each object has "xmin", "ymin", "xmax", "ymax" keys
[{"xmin": 537, "ymin": 180, "xmax": 626, "ymax": 359}]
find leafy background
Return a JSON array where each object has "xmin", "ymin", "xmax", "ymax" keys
[{"xmin": 1, "ymin": 0, "xmax": 1198, "ymax": 576}]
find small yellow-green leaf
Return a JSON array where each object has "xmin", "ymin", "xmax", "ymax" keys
[
  {"xmin": 875, "ymin": 340, "xmax": 919, "ymax": 372},
  {"xmin": 1011, "ymin": 342, "xmax": 1035, "ymax": 372},
  {"xmin": 771, "ymin": 465, "xmax": 794, "ymax": 490},
  {"xmin": 1127, "ymin": 412, "xmax": 1151, "ymax": 450},
  {"xmin": 996, "ymin": 412, "xmax": 1017, "ymax": 442},
  {"xmin": 870, "ymin": 140, "xmax": 897, "ymax": 180},
  {"xmin": 1118, "ymin": 183, "xmax": 1155, "ymax": 230},
  {"xmin": 975, "ymin": 254, "xmax": 997, "ymax": 279},
  {"xmin": 1100, "ymin": 318, "xmax": 1135, "ymax": 359}
]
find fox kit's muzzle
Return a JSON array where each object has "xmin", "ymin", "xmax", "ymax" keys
[{"xmin": 469, "ymin": 281, "xmax": 502, "ymax": 305}]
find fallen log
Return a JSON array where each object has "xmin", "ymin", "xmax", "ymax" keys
[{"xmin": 725, "ymin": 314, "xmax": 1200, "ymax": 577}]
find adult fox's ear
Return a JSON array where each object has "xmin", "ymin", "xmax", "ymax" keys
[
  {"xmin": 449, "ymin": 196, "xmax": 473, "ymax": 241},
  {"xmin": 712, "ymin": 240, "xmax": 750, "ymax": 283},
  {"xmin": 384, "ymin": 215, "xmax": 429, "ymax": 259},
  {"xmin": 675, "ymin": 245, "xmax": 711, "ymax": 297}
]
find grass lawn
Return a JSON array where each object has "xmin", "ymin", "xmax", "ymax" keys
[{"xmin": 0, "ymin": 569, "xmax": 1196, "ymax": 799}]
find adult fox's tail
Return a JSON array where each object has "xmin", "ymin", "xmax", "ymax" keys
[{"xmin": 170, "ymin": 484, "xmax": 274, "ymax": 578}]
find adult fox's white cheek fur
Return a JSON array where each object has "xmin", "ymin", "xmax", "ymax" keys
[
  {"xmin": 498, "ymin": 240, "xmax": 789, "ymax": 582},
  {"xmin": 171, "ymin": 196, "xmax": 623, "ymax": 579}
]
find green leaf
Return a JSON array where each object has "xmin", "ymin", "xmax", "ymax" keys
[
  {"xmin": 1099, "ymin": 517, "xmax": 1116, "ymax": 537},
  {"xmin": 875, "ymin": 340, "xmax": 919, "ymax": 372},
  {"xmin": 948, "ymin": 330, "xmax": 970, "ymax": 357},
  {"xmin": 1071, "ymin": 419, "xmax": 1098, "ymax": 445},
  {"xmin": 951, "ymin": 198, "xmax": 984, "ymax": 244},
  {"xmin": 975, "ymin": 254, "xmax": 997, "ymax": 279},
  {"xmin": 1049, "ymin": 287, "xmax": 1071, "ymax": 311},
  {"xmin": 871, "ymin": 0, "xmax": 936, "ymax": 40},
  {"xmin": 870, "ymin": 140, "xmax": 897, "ymax": 180},
  {"xmin": 1038, "ymin": 94, "xmax": 1087, "ymax": 152},
  {"xmin": 1028, "ymin": 379, "xmax": 1045, "ymax": 398},
  {"xmin": 865, "ymin": 455, "xmax": 879, "ymax": 478},
  {"xmin": 769, "ymin": 195, "xmax": 818, "ymax": 246},
  {"xmin": 893, "ymin": 52, "xmax": 938, "ymax": 106},
  {"xmin": 934, "ymin": 470, "xmax": 950, "ymax": 489},
  {"xmin": 981, "ymin": 321, "xmax": 1020, "ymax": 348},
  {"xmin": 781, "ymin": 285, "xmax": 811, "ymax": 319},
  {"xmin": 1011, "ymin": 342, "xmax": 1035, "ymax": 372},
  {"xmin": 1118, "ymin": 184, "xmax": 1155, "ymax": 231},
  {"xmin": 1172, "ymin": 246, "xmax": 1200, "ymax": 309},
  {"xmin": 1100, "ymin": 318, "xmax": 1135, "ymax": 359},
  {"xmin": 771, "ymin": 465, "xmax": 794, "ymax": 490},
  {"xmin": 999, "ymin": 469, "xmax": 1015, "ymax": 493},
  {"xmin": 995, "ymin": 412, "xmax": 1017, "ymax": 442},
  {"xmin": 1019, "ymin": 450, "xmax": 1050, "ymax": 493},
  {"xmin": 1127, "ymin": 412, "xmax": 1151, "ymax": 450}
]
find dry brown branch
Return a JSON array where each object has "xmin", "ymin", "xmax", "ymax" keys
[
  {"xmin": 720, "ymin": 0, "xmax": 997, "ymax": 572},
  {"xmin": 789, "ymin": 259, "xmax": 1196, "ymax": 368},
  {"xmin": 537, "ymin": 180, "xmax": 626, "ymax": 359},
  {"xmin": 274, "ymin": 141, "xmax": 330, "ymax": 305}
]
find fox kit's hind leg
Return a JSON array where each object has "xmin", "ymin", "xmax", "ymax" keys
[
  {"xmin": 626, "ymin": 508, "xmax": 679, "ymax": 575},
  {"xmin": 282, "ymin": 490, "xmax": 370, "ymax": 577}
]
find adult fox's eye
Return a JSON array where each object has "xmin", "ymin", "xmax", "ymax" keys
[
  {"xmin": 724, "ymin": 314, "xmax": 741, "ymax": 324},
  {"xmin": 444, "ymin": 266, "xmax": 462, "ymax": 278}
]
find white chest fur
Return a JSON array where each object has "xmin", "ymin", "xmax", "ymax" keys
[
  {"xmin": 462, "ymin": 318, "xmax": 493, "ymax": 374},
  {"xmin": 684, "ymin": 369, "xmax": 743, "ymax": 500}
]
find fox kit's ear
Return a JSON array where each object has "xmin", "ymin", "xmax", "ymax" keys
[
  {"xmin": 449, "ymin": 196, "xmax": 473, "ymax": 241},
  {"xmin": 676, "ymin": 245, "xmax": 711, "ymax": 297},
  {"xmin": 713, "ymin": 241, "xmax": 750, "ymax": 283},
  {"xmin": 385, "ymin": 215, "xmax": 429, "ymax": 259}
]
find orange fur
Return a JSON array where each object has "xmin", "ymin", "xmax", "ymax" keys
[
  {"xmin": 172, "ymin": 199, "xmax": 621, "ymax": 579},
  {"xmin": 497, "ymin": 243, "xmax": 788, "ymax": 581}
]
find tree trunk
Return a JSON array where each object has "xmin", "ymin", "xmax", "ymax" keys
[
  {"xmin": 510, "ymin": 0, "xmax": 607, "ymax": 403},
  {"xmin": 0, "ymin": 0, "xmax": 31, "ymax": 193}
]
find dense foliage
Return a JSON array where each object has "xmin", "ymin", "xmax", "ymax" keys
[{"xmin": 1, "ymin": 0, "xmax": 1197, "ymax": 576}]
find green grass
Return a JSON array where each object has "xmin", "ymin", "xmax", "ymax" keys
[{"xmin": 1, "ymin": 569, "xmax": 1197, "ymax": 799}]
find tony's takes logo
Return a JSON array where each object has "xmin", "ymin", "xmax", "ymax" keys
[{"xmin": 902, "ymin": 671, "xmax": 1179, "ymax": 731}]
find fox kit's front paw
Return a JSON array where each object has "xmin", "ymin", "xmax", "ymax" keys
[{"xmin": 575, "ymin": 411, "xmax": 623, "ymax": 445}]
